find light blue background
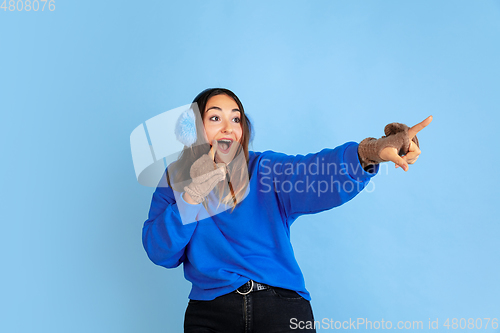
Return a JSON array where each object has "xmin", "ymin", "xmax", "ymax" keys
[{"xmin": 1, "ymin": 1, "xmax": 499, "ymax": 332}]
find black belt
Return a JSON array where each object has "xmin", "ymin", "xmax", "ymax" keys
[{"xmin": 235, "ymin": 280, "xmax": 271, "ymax": 295}]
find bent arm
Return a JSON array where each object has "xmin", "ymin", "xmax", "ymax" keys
[{"xmin": 142, "ymin": 185, "xmax": 203, "ymax": 268}]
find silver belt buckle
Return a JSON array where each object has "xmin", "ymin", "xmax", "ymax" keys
[{"xmin": 236, "ymin": 280, "xmax": 254, "ymax": 295}]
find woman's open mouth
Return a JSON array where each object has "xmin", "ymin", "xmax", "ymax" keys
[{"xmin": 217, "ymin": 139, "xmax": 233, "ymax": 154}]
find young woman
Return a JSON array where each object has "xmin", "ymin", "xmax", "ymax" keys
[{"xmin": 142, "ymin": 88, "xmax": 432, "ymax": 332}]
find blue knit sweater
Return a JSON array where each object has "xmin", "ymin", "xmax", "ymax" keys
[{"xmin": 142, "ymin": 142, "xmax": 378, "ymax": 301}]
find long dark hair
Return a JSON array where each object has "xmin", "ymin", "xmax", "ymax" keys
[{"xmin": 167, "ymin": 88, "xmax": 253, "ymax": 209}]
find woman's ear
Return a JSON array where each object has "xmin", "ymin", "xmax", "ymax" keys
[
  {"xmin": 246, "ymin": 113, "xmax": 255, "ymax": 143},
  {"xmin": 174, "ymin": 107, "xmax": 197, "ymax": 147}
]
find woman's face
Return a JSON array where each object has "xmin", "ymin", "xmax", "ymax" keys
[{"xmin": 203, "ymin": 94, "xmax": 243, "ymax": 154}]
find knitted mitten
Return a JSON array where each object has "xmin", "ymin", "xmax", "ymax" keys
[
  {"xmin": 358, "ymin": 123, "xmax": 419, "ymax": 165},
  {"xmin": 184, "ymin": 154, "xmax": 227, "ymax": 204}
]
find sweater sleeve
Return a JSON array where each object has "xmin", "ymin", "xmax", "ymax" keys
[
  {"xmin": 257, "ymin": 142, "xmax": 378, "ymax": 225},
  {"xmin": 142, "ymin": 177, "xmax": 204, "ymax": 268}
]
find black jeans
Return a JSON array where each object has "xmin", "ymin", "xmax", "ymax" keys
[{"xmin": 184, "ymin": 286, "xmax": 316, "ymax": 333}]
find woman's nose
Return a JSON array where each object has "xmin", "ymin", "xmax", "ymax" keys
[{"xmin": 221, "ymin": 120, "xmax": 232, "ymax": 133}]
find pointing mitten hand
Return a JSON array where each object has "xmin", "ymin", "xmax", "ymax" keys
[
  {"xmin": 184, "ymin": 154, "xmax": 227, "ymax": 204},
  {"xmin": 358, "ymin": 122, "xmax": 420, "ymax": 167}
]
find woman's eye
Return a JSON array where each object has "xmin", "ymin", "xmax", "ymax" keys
[
  {"xmin": 233, "ymin": 117, "xmax": 241, "ymax": 123},
  {"xmin": 209, "ymin": 116, "xmax": 219, "ymax": 121}
]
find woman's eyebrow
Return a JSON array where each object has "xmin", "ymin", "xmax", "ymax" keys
[{"xmin": 206, "ymin": 106, "xmax": 241, "ymax": 112}]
